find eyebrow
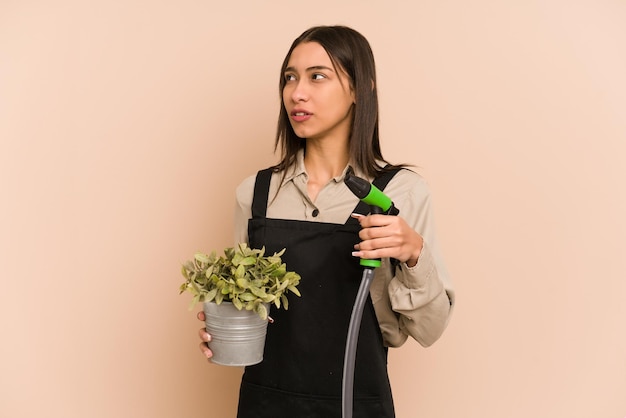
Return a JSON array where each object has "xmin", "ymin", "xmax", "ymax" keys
[{"xmin": 284, "ymin": 65, "xmax": 335, "ymax": 73}]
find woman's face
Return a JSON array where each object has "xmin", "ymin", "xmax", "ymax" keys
[{"xmin": 282, "ymin": 42, "xmax": 355, "ymax": 143}]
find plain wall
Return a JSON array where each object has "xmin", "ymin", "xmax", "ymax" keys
[{"xmin": 1, "ymin": 1, "xmax": 625, "ymax": 417}]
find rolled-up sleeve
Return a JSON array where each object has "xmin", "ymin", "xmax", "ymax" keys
[{"xmin": 371, "ymin": 170, "xmax": 455, "ymax": 348}]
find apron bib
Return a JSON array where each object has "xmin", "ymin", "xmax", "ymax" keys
[{"xmin": 237, "ymin": 168, "xmax": 399, "ymax": 418}]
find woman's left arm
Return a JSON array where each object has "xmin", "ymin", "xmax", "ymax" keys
[{"xmin": 352, "ymin": 171, "xmax": 455, "ymax": 347}]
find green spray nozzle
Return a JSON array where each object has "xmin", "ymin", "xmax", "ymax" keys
[{"xmin": 344, "ymin": 168, "xmax": 399, "ymax": 216}]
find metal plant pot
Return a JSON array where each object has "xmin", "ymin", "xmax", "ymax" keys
[{"xmin": 203, "ymin": 301, "xmax": 269, "ymax": 366}]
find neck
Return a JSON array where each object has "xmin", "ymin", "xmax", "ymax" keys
[{"xmin": 303, "ymin": 140, "xmax": 350, "ymax": 183}]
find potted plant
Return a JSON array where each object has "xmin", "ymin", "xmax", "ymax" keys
[{"xmin": 180, "ymin": 243, "xmax": 301, "ymax": 366}]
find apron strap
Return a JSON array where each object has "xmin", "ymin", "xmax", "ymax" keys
[{"xmin": 251, "ymin": 168, "xmax": 273, "ymax": 219}]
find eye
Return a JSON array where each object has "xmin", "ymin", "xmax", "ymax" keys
[
  {"xmin": 312, "ymin": 73, "xmax": 326, "ymax": 81},
  {"xmin": 284, "ymin": 73, "xmax": 296, "ymax": 82}
]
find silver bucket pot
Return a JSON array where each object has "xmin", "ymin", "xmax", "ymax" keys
[{"xmin": 203, "ymin": 301, "xmax": 269, "ymax": 366}]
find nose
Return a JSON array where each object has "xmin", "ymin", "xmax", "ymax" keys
[{"xmin": 289, "ymin": 79, "xmax": 309, "ymax": 103}]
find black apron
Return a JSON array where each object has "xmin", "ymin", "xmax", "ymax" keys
[{"xmin": 237, "ymin": 168, "xmax": 399, "ymax": 418}]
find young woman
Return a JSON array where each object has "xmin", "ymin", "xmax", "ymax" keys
[{"xmin": 197, "ymin": 25, "xmax": 455, "ymax": 417}]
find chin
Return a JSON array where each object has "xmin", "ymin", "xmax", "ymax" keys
[{"xmin": 291, "ymin": 127, "xmax": 312, "ymax": 139}]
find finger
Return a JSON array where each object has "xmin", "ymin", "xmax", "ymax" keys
[
  {"xmin": 198, "ymin": 327, "xmax": 211, "ymax": 342},
  {"xmin": 352, "ymin": 247, "xmax": 396, "ymax": 261},
  {"xmin": 351, "ymin": 213, "xmax": 390, "ymax": 228},
  {"xmin": 197, "ymin": 311, "xmax": 206, "ymax": 321},
  {"xmin": 359, "ymin": 224, "xmax": 395, "ymax": 241},
  {"xmin": 357, "ymin": 236, "xmax": 398, "ymax": 251},
  {"xmin": 357, "ymin": 214, "xmax": 392, "ymax": 228},
  {"xmin": 199, "ymin": 342, "xmax": 213, "ymax": 359}
]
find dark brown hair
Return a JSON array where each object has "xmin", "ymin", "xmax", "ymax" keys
[{"xmin": 272, "ymin": 25, "xmax": 402, "ymax": 178}]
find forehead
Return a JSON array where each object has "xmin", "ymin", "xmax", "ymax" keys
[{"xmin": 286, "ymin": 42, "xmax": 333, "ymax": 70}]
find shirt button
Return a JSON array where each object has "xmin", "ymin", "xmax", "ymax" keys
[{"xmin": 312, "ymin": 209, "xmax": 319, "ymax": 217}]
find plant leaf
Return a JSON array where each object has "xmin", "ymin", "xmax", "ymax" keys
[
  {"xmin": 239, "ymin": 292, "xmax": 257, "ymax": 302},
  {"xmin": 205, "ymin": 288, "xmax": 217, "ymax": 302},
  {"xmin": 181, "ymin": 265, "xmax": 190, "ymax": 279},
  {"xmin": 188, "ymin": 294, "xmax": 201, "ymax": 310},
  {"xmin": 194, "ymin": 253, "xmax": 210, "ymax": 264},
  {"xmin": 255, "ymin": 303, "xmax": 268, "ymax": 321},
  {"xmin": 270, "ymin": 264, "xmax": 287, "ymax": 277},
  {"xmin": 234, "ymin": 264, "xmax": 245, "ymax": 279},
  {"xmin": 204, "ymin": 265, "xmax": 214, "ymax": 278},
  {"xmin": 239, "ymin": 256, "xmax": 256, "ymax": 266},
  {"xmin": 249, "ymin": 286, "xmax": 267, "ymax": 298}
]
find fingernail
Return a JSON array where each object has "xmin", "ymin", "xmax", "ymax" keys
[
  {"xmin": 352, "ymin": 251, "xmax": 361, "ymax": 257},
  {"xmin": 351, "ymin": 213, "xmax": 364, "ymax": 219}
]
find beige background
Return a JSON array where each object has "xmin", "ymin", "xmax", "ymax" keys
[{"xmin": 1, "ymin": 1, "xmax": 625, "ymax": 417}]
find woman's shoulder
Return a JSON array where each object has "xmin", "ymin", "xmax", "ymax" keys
[
  {"xmin": 236, "ymin": 172, "xmax": 258, "ymax": 189},
  {"xmin": 235, "ymin": 168, "xmax": 282, "ymax": 204},
  {"xmin": 385, "ymin": 167, "xmax": 432, "ymax": 203},
  {"xmin": 389, "ymin": 167, "xmax": 429, "ymax": 188},
  {"xmin": 235, "ymin": 172, "xmax": 258, "ymax": 205}
]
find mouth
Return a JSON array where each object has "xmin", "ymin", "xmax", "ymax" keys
[{"xmin": 290, "ymin": 110, "xmax": 312, "ymax": 122}]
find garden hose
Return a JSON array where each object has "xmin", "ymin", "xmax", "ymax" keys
[{"xmin": 342, "ymin": 169, "xmax": 399, "ymax": 418}]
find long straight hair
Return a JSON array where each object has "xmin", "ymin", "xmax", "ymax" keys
[{"xmin": 272, "ymin": 25, "xmax": 402, "ymax": 179}]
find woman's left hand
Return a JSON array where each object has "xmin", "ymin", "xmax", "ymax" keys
[{"xmin": 351, "ymin": 213, "xmax": 423, "ymax": 267}]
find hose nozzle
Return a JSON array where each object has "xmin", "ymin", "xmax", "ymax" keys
[{"xmin": 344, "ymin": 167, "xmax": 399, "ymax": 216}]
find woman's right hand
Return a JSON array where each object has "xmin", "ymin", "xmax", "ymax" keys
[{"xmin": 197, "ymin": 311, "xmax": 213, "ymax": 360}]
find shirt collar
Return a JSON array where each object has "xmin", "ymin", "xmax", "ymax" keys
[
  {"xmin": 280, "ymin": 149, "xmax": 374, "ymax": 186},
  {"xmin": 280, "ymin": 150, "xmax": 306, "ymax": 186}
]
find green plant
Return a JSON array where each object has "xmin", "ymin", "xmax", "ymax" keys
[{"xmin": 180, "ymin": 243, "xmax": 301, "ymax": 320}]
